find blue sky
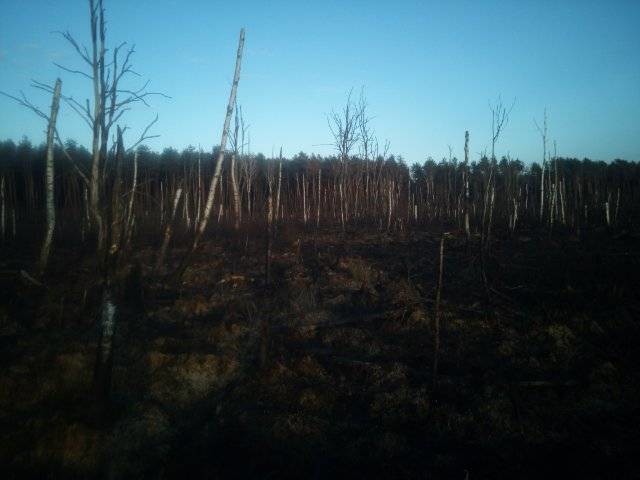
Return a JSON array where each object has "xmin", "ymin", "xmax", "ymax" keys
[{"xmin": 1, "ymin": 0, "xmax": 639, "ymax": 164}]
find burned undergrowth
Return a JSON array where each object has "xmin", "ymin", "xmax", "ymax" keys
[{"xmin": 1, "ymin": 225, "xmax": 639, "ymax": 479}]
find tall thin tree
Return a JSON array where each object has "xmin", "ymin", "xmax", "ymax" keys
[{"xmin": 39, "ymin": 79, "xmax": 62, "ymax": 273}]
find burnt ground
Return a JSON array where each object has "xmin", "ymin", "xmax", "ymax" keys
[{"xmin": 1, "ymin": 226, "xmax": 639, "ymax": 479}]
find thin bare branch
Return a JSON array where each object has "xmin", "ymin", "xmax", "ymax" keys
[
  {"xmin": 54, "ymin": 129, "xmax": 90, "ymax": 186},
  {"xmin": 53, "ymin": 62, "xmax": 93, "ymax": 80},
  {"xmin": 0, "ymin": 90, "xmax": 49, "ymax": 121},
  {"xmin": 125, "ymin": 114, "xmax": 160, "ymax": 152},
  {"xmin": 53, "ymin": 30, "xmax": 92, "ymax": 65}
]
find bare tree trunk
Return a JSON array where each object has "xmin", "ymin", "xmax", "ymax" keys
[
  {"xmin": 83, "ymin": 185, "xmax": 91, "ymax": 238},
  {"xmin": 387, "ymin": 179, "xmax": 393, "ymax": 230},
  {"xmin": 536, "ymin": 110, "xmax": 548, "ymax": 222},
  {"xmin": 540, "ymin": 160, "xmax": 546, "ymax": 221},
  {"xmin": 123, "ymin": 151, "xmax": 138, "ymax": 250},
  {"xmin": 265, "ymin": 166, "xmax": 274, "ymax": 285},
  {"xmin": 553, "ymin": 142, "xmax": 559, "ymax": 226},
  {"xmin": 107, "ymin": 126, "xmax": 125, "ymax": 267},
  {"xmin": 93, "ymin": 287, "xmax": 116, "ymax": 405},
  {"xmin": 179, "ymin": 29, "xmax": 246, "ymax": 262},
  {"xmin": 464, "ymin": 131, "xmax": 470, "ymax": 240},
  {"xmin": 481, "ymin": 168, "xmax": 492, "ymax": 250},
  {"xmin": 39, "ymin": 78, "xmax": 62, "ymax": 273},
  {"xmin": 230, "ymin": 152, "xmax": 241, "ymax": 230},
  {"xmin": 160, "ymin": 181, "xmax": 165, "ymax": 227},
  {"xmin": 302, "ymin": 172, "xmax": 308, "ymax": 224},
  {"xmin": 276, "ymin": 149, "xmax": 282, "ymax": 223},
  {"xmin": 156, "ymin": 186, "xmax": 183, "ymax": 271},
  {"xmin": 316, "ymin": 168, "xmax": 322, "ymax": 228},
  {"xmin": 560, "ymin": 179, "xmax": 566, "ymax": 226},
  {"xmin": 339, "ymin": 181, "xmax": 346, "ymax": 232},
  {"xmin": 193, "ymin": 28, "xmax": 244, "ymax": 248},
  {"xmin": 486, "ymin": 185, "xmax": 496, "ymax": 246},
  {"xmin": 217, "ymin": 174, "xmax": 225, "ymax": 224},
  {"xmin": 195, "ymin": 147, "xmax": 202, "ymax": 227},
  {"xmin": 183, "ymin": 191, "xmax": 191, "ymax": 230},
  {"xmin": 89, "ymin": 0, "xmax": 105, "ymax": 256},
  {"xmin": 93, "ymin": 125, "xmax": 125, "ymax": 407}
]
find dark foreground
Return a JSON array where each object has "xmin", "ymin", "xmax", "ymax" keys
[{"xmin": 1, "ymin": 227, "xmax": 639, "ymax": 479}]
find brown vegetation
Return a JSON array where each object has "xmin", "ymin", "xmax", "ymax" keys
[
  {"xmin": 1, "ymin": 1, "xmax": 639, "ymax": 478},
  {"xmin": 1, "ymin": 225, "xmax": 639, "ymax": 478}
]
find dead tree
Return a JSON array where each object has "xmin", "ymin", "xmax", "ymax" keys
[
  {"xmin": 42, "ymin": 0, "xmax": 162, "ymax": 256},
  {"xmin": 194, "ymin": 146, "xmax": 203, "ymax": 227},
  {"xmin": 1, "ymin": 0, "xmax": 164, "ymax": 272},
  {"xmin": 169, "ymin": 28, "xmax": 245, "ymax": 284},
  {"xmin": 177, "ymin": 28, "xmax": 244, "ymax": 280},
  {"xmin": 357, "ymin": 89, "xmax": 375, "ymax": 218},
  {"xmin": 265, "ymin": 157, "xmax": 277, "ymax": 285},
  {"xmin": 38, "ymin": 0, "xmax": 163, "ymax": 406},
  {"xmin": 123, "ymin": 150, "xmax": 138, "ymax": 251},
  {"xmin": 94, "ymin": 126, "xmax": 125, "ymax": 407},
  {"xmin": 316, "ymin": 165, "xmax": 322, "ymax": 228},
  {"xmin": 155, "ymin": 185, "xmax": 183, "ymax": 271},
  {"xmin": 328, "ymin": 89, "xmax": 361, "ymax": 232},
  {"xmin": 534, "ymin": 109, "xmax": 548, "ymax": 222},
  {"xmin": 276, "ymin": 152, "xmax": 283, "ymax": 223},
  {"xmin": 463, "ymin": 131, "xmax": 471, "ymax": 240},
  {"xmin": 241, "ymin": 154, "xmax": 257, "ymax": 220},
  {"xmin": 1, "ymin": 80, "xmax": 63, "ymax": 271},
  {"xmin": 193, "ymin": 28, "xmax": 244, "ymax": 246},
  {"xmin": 482, "ymin": 96, "xmax": 514, "ymax": 249},
  {"xmin": 38, "ymin": 78, "xmax": 63, "ymax": 273},
  {"xmin": 230, "ymin": 102, "xmax": 242, "ymax": 230}
]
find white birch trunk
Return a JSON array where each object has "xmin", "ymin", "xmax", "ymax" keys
[
  {"xmin": 316, "ymin": 168, "xmax": 321, "ymax": 228},
  {"xmin": 302, "ymin": 173, "xmax": 307, "ymax": 224},
  {"xmin": 464, "ymin": 131, "xmax": 470, "ymax": 238},
  {"xmin": 94, "ymin": 287, "xmax": 117, "ymax": 402},
  {"xmin": 156, "ymin": 186, "xmax": 183, "ymax": 271},
  {"xmin": 39, "ymin": 78, "xmax": 62, "ymax": 273},
  {"xmin": 193, "ymin": 28, "xmax": 245, "ymax": 249},
  {"xmin": 124, "ymin": 151, "xmax": 138, "ymax": 249},
  {"xmin": 230, "ymin": 153, "xmax": 241, "ymax": 230},
  {"xmin": 195, "ymin": 148, "xmax": 202, "ymax": 227},
  {"xmin": 276, "ymin": 155, "xmax": 282, "ymax": 222}
]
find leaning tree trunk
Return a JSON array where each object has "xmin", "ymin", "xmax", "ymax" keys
[
  {"xmin": 39, "ymin": 78, "xmax": 62, "ymax": 273},
  {"xmin": 156, "ymin": 185, "xmax": 183, "ymax": 271},
  {"xmin": 192, "ymin": 28, "xmax": 245, "ymax": 251},
  {"xmin": 173, "ymin": 28, "xmax": 244, "ymax": 284},
  {"xmin": 276, "ymin": 153, "xmax": 282, "ymax": 223},
  {"xmin": 123, "ymin": 150, "xmax": 138, "ymax": 253}
]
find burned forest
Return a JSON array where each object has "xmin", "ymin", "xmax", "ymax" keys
[{"xmin": 1, "ymin": 1, "xmax": 640, "ymax": 479}]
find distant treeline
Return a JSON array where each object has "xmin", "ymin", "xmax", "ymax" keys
[{"xmin": 0, "ymin": 137, "xmax": 639, "ymax": 243}]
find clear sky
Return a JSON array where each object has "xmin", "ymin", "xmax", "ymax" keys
[{"xmin": 1, "ymin": 0, "xmax": 639, "ymax": 164}]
